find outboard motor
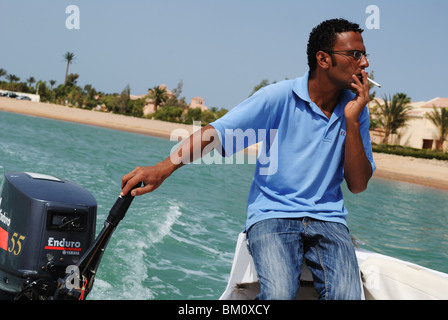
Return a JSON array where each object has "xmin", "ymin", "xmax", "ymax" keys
[
  {"xmin": 0, "ymin": 172, "xmax": 97, "ymax": 299},
  {"xmin": 0, "ymin": 172, "xmax": 140, "ymax": 300}
]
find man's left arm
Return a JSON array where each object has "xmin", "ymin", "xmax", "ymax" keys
[{"xmin": 344, "ymin": 70, "xmax": 374, "ymax": 194}]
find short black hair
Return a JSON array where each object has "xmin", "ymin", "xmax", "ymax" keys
[{"xmin": 307, "ymin": 18, "xmax": 364, "ymax": 71}]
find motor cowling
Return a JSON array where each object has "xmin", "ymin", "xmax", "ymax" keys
[{"xmin": 0, "ymin": 172, "xmax": 96, "ymax": 299}]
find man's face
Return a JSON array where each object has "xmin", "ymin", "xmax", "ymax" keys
[{"xmin": 327, "ymin": 31, "xmax": 369, "ymax": 90}]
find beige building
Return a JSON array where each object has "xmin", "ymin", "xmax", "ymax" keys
[
  {"xmin": 369, "ymin": 97, "xmax": 448, "ymax": 151},
  {"xmin": 131, "ymin": 85, "xmax": 208, "ymax": 116},
  {"xmin": 189, "ymin": 96, "xmax": 209, "ymax": 112}
]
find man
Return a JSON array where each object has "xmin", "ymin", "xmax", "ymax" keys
[{"xmin": 121, "ymin": 18, "xmax": 376, "ymax": 300}]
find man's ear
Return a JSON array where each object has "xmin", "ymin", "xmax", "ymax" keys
[{"xmin": 316, "ymin": 51, "xmax": 331, "ymax": 70}]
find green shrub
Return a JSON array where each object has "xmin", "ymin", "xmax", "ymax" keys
[{"xmin": 372, "ymin": 144, "xmax": 448, "ymax": 161}]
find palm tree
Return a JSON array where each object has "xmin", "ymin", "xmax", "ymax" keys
[
  {"xmin": 0, "ymin": 68, "xmax": 7, "ymax": 81},
  {"xmin": 6, "ymin": 74, "xmax": 20, "ymax": 83},
  {"xmin": 49, "ymin": 80, "xmax": 56, "ymax": 89},
  {"xmin": 149, "ymin": 86, "xmax": 168, "ymax": 111},
  {"xmin": 27, "ymin": 77, "xmax": 36, "ymax": 89},
  {"xmin": 65, "ymin": 73, "xmax": 79, "ymax": 87},
  {"xmin": 374, "ymin": 93, "xmax": 412, "ymax": 144},
  {"xmin": 426, "ymin": 106, "xmax": 448, "ymax": 151},
  {"xmin": 63, "ymin": 52, "xmax": 75, "ymax": 85}
]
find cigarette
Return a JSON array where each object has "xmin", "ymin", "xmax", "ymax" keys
[{"xmin": 367, "ymin": 77, "xmax": 382, "ymax": 88}]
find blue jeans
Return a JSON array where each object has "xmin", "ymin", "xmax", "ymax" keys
[{"xmin": 247, "ymin": 217, "xmax": 361, "ymax": 300}]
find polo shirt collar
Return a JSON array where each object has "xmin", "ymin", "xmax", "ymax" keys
[
  {"xmin": 293, "ymin": 71, "xmax": 353, "ymax": 121},
  {"xmin": 292, "ymin": 71, "xmax": 311, "ymax": 103}
]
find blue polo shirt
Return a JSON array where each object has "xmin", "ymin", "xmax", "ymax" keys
[{"xmin": 210, "ymin": 71, "xmax": 376, "ymax": 231}]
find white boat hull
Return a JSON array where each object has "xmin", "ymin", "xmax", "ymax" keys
[{"xmin": 220, "ymin": 233, "xmax": 448, "ymax": 300}]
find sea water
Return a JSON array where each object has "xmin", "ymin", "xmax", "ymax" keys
[{"xmin": 1, "ymin": 111, "xmax": 447, "ymax": 300}]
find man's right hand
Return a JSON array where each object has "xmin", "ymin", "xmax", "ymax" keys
[{"xmin": 121, "ymin": 160, "xmax": 175, "ymax": 197}]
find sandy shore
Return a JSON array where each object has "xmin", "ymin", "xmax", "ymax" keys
[
  {"xmin": 372, "ymin": 153, "xmax": 448, "ymax": 191},
  {"xmin": 0, "ymin": 97, "xmax": 195, "ymax": 139},
  {"xmin": 2, "ymin": 97, "xmax": 448, "ymax": 191}
]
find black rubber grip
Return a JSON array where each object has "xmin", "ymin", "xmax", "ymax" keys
[{"xmin": 106, "ymin": 182, "xmax": 142, "ymax": 226}]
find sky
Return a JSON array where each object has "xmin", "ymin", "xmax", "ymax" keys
[{"xmin": 0, "ymin": 0, "xmax": 447, "ymax": 110}]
